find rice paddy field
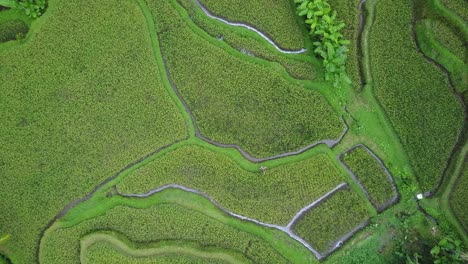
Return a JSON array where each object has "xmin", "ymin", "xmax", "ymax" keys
[{"xmin": 1, "ymin": 0, "xmax": 466, "ymax": 263}]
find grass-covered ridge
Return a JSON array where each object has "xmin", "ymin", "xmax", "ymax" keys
[
  {"xmin": 198, "ymin": 0, "xmax": 306, "ymax": 51},
  {"xmin": 152, "ymin": 0, "xmax": 343, "ymax": 158},
  {"xmin": 118, "ymin": 144, "xmax": 345, "ymax": 225},
  {"xmin": 340, "ymin": 146, "xmax": 398, "ymax": 211},
  {"xmin": 0, "ymin": 0, "xmax": 187, "ymax": 262},
  {"xmin": 369, "ymin": 0, "xmax": 464, "ymax": 193},
  {"xmin": 82, "ymin": 232, "xmax": 251, "ymax": 264}
]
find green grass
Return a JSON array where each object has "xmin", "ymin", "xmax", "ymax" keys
[
  {"xmin": 118, "ymin": 144, "xmax": 345, "ymax": 225},
  {"xmin": 81, "ymin": 232, "xmax": 252, "ymax": 264},
  {"xmin": 341, "ymin": 146, "xmax": 396, "ymax": 209},
  {"xmin": 292, "ymin": 188, "xmax": 370, "ymax": 254},
  {"xmin": 449, "ymin": 157, "xmax": 468, "ymax": 232},
  {"xmin": 0, "ymin": 0, "xmax": 188, "ymax": 262},
  {"xmin": 151, "ymin": 0, "xmax": 343, "ymax": 158},
  {"xmin": 198, "ymin": 0, "xmax": 305, "ymax": 51},
  {"xmin": 41, "ymin": 197, "xmax": 294, "ymax": 263},
  {"xmin": 369, "ymin": 0, "xmax": 464, "ymax": 193},
  {"xmin": 176, "ymin": 0, "xmax": 321, "ymax": 81}
]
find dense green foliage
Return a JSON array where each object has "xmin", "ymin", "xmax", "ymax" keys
[
  {"xmin": 292, "ymin": 188, "xmax": 370, "ymax": 253},
  {"xmin": 119, "ymin": 144, "xmax": 345, "ymax": 225},
  {"xmin": 430, "ymin": 236, "xmax": 464, "ymax": 264},
  {"xmin": 295, "ymin": 0, "xmax": 351, "ymax": 87},
  {"xmin": 369, "ymin": 0, "xmax": 464, "ymax": 192},
  {"xmin": 177, "ymin": 0, "xmax": 321, "ymax": 80},
  {"xmin": 331, "ymin": 0, "xmax": 360, "ymax": 89},
  {"xmin": 41, "ymin": 203, "xmax": 287, "ymax": 263},
  {"xmin": 0, "ymin": 19, "xmax": 27, "ymax": 42},
  {"xmin": 341, "ymin": 146, "xmax": 396, "ymax": 209},
  {"xmin": 449, "ymin": 158, "xmax": 468, "ymax": 232},
  {"xmin": 198, "ymin": 0, "xmax": 305, "ymax": 50},
  {"xmin": 153, "ymin": 0, "xmax": 342, "ymax": 158},
  {"xmin": 0, "ymin": 0, "xmax": 187, "ymax": 262},
  {"xmin": 17, "ymin": 0, "xmax": 46, "ymax": 18}
]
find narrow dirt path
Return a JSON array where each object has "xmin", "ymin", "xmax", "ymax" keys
[{"xmin": 193, "ymin": 0, "xmax": 306, "ymax": 54}]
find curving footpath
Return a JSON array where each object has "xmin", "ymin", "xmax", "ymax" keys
[
  {"xmin": 114, "ymin": 182, "xmax": 367, "ymax": 260},
  {"xmin": 193, "ymin": 0, "xmax": 307, "ymax": 54},
  {"xmin": 338, "ymin": 144, "xmax": 400, "ymax": 213}
]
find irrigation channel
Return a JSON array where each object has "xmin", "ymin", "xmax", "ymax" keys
[
  {"xmin": 338, "ymin": 144, "xmax": 400, "ymax": 212},
  {"xmin": 193, "ymin": 0, "xmax": 307, "ymax": 54},
  {"xmin": 114, "ymin": 182, "xmax": 369, "ymax": 260}
]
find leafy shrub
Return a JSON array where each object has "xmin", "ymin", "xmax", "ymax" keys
[
  {"xmin": 0, "ymin": 19, "xmax": 28, "ymax": 42},
  {"xmin": 430, "ymin": 237, "xmax": 464, "ymax": 264},
  {"xmin": 295, "ymin": 0, "xmax": 351, "ymax": 87},
  {"xmin": 17, "ymin": 0, "xmax": 46, "ymax": 18}
]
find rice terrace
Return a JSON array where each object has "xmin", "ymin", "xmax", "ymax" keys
[{"xmin": 0, "ymin": 0, "xmax": 467, "ymax": 263}]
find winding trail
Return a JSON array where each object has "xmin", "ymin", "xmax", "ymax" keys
[
  {"xmin": 193, "ymin": 0, "xmax": 306, "ymax": 54},
  {"xmin": 114, "ymin": 182, "xmax": 367, "ymax": 260},
  {"xmin": 338, "ymin": 144, "xmax": 400, "ymax": 212}
]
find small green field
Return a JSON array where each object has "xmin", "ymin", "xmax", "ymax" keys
[
  {"xmin": 340, "ymin": 145, "xmax": 398, "ymax": 211},
  {"xmin": 1, "ymin": 0, "xmax": 466, "ymax": 263}
]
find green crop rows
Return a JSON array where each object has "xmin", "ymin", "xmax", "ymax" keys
[
  {"xmin": 118, "ymin": 144, "xmax": 345, "ymax": 225},
  {"xmin": 341, "ymin": 146, "xmax": 396, "ymax": 209},
  {"xmin": 369, "ymin": 0, "xmax": 464, "ymax": 193},
  {"xmin": 177, "ymin": 0, "xmax": 321, "ymax": 81},
  {"xmin": 198, "ymin": 0, "xmax": 305, "ymax": 50},
  {"xmin": 153, "ymin": 0, "xmax": 343, "ymax": 158},
  {"xmin": 0, "ymin": 0, "xmax": 187, "ymax": 263},
  {"xmin": 442, "ymin": 0, "xmax": 468, "ymax": 21},
  {"xmin": 449, "ymin": 158, "xmax": 468, "ymax": 232},
  {"xmin": 41, "ymin": 201, "xmax": 288, "ymax": 263},
  {"xmin": 292, "ymin": 188, "xmax": 370, "ymax": 254}
]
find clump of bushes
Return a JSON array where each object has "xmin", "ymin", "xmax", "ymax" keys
[
  {"xmin": 295, "ymin": 0, "xmax": 351, "ymax": 87},
  {"xmin": 0, "ymin": 19, "xmax": 28, "ymax": 42},
  {"xmin": 2, "ymin": 0, "xmax": 46, "ymax": 18}
]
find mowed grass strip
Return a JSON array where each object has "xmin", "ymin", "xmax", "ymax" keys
[
  {"xmin": 341, "ymin": 146, "xmax": 396, "ymax": 209},
  {"xmin": 151, "ymin": 0, "xmax": 343, "ymax": 158},
  {"xmin": 0, "ymin": 0, "xmax": 187, "ymax": 262},
  {"xmin": 198, "ymin": 0, "xmax": 305, "ymax": 51},
  {"xmin": 177, "ymin": 0, "xmax": 321, "ymax": 81},
  {"xmin": 118, "ymin": 144, "xmax": 344, "ymax": 225},
  {"xmin": 41, "ymin": 203, "xmax": 287, "ymax": 264},
  {"xmin": 291, "ymin": 188, "xmax": 370, "ymax": 254},
  {"xmin": 81, "ymin": 232, "xmax": 251, "ymax": 264},
  {"xmin": 369, "ymin": 0, "xmax": 464, "ymax": 193},
  {"xmin": 449, "ymin": 157, "xmax": 468, "ymax": 232}
]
